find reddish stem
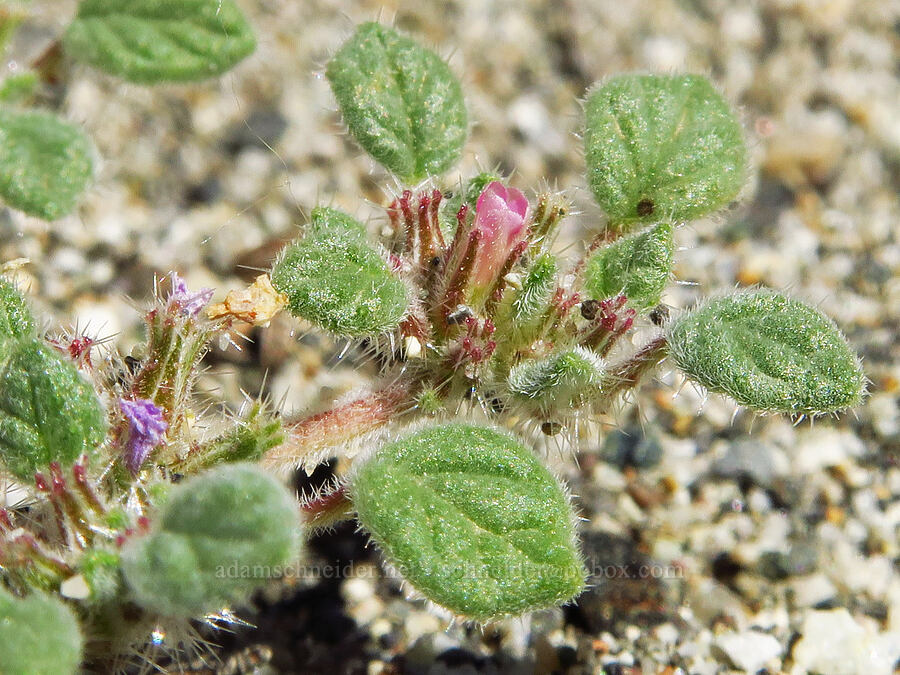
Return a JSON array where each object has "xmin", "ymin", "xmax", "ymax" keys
[
  {"xmin": 599, "ymin": 335, "xmax": 669, "ymax": 404},
  {"xmin": 263, "ymin": 385, "xmax": 410, "ymax": 473}
]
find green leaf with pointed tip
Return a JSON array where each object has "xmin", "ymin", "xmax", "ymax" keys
[
  {"xmin": 584, "ymin": 222, "xmax": 674, "ymax": 310},
  {"xmin": 352, "ymin": 424, "xmax": 586, "ymax": 621},
  {"xmin": 0, "ymin": 108, "xmax": 92, "ymax": 220},
  {"xmin": 667, "ymin": 290, "xmax": 865, "ymax": 414},
  {"xmin": 271, "ymin": 207, "xmax": 408, "ymax": 337},
  {"xmin": 585, "ymin": 74, "xmax": 746, "ymax": 227},
  {"xmin": 0, "ymin": 588, "xmax": 83, "ymax": 675},
  {"xmin": 0, "ymin": 278, "xmax": 35, "ymax": 339},
  {"xmin": 326, "ymin": 22, "xmax": 467, "ymax": 181},
  {"xmin": 63, "ymin": 0, "xmax": 256, "ymax": 84},
  {"xmin": 507, "ymin": 346, "xmax": 605, "ymax": 415},
  {"xmin": 512, "ymin": 252, "xmax": 558, "ymax": 326},
  {"xmin": 0, "ymin": 338, "xmax": 106, "ymax": 479},
  {"xmin": 121, "ymin": 463, "xmax": 300, "ymax": 617}
]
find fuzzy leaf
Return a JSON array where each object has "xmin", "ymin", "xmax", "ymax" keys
[
  {"xmin": 506, "ymin": 346, "xmax": 605, "ymax": 416},
  {"xmin": 512, "ymin": 252, "xmax": 557, "ymax": 325},
  {"xmin": 63, "ymin": 0, "xmax": 256, "ymax": 84},
  {"xmin": 0, "ymin": 278, "xmax": 34, "ymax": 339},
  {"xmin": 584, "ymin": 74, "xmax": 746, "ymax": 226},
  {"xmin": 353, "ymin": 424, "xmax": 586, "ymax": 621},
  {"xmin": 0, "ymin": 338, "xmax": 106, "ymax": 479},
  {"xmin": 326, "ymin": 22, "xmax": 467, "ymax": 181},
  {"xmin": 667, "ymin": 290, "xmax": 865, "ymax": 414},
  {"xmin": 584, "ymin": 222, "xmax": 674, "ymax": 309},
  {"xmin": 122, "ymin": 463, "xmax": 300, "ymax": 617},
  {"xmin": 0, "ymin": 588, "xmax": 83, "ymax": 675},
  {"xmin": 271, "ymin": 206, "xmax": 408, "ymax": 337},
  {"xmin": 0, "ymin": 108, "xmax": 92, "ymax": 220}
]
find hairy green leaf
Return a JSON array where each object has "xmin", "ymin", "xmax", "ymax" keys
[
  {"xmin": 584, "ymin": 222, "xmax": 674, "ymax": 309},
  {"xmin": 667, "ymin": 290, "xmax": 865, "ymax": 414},
  {"xmin": 0, "ymin": 108, "xmax": 92, "ymax": 220},
  {"xmin": 63, "ymin": 0, "xmax": 256, "ymax": 84},
  {"xmin": 0, "ymin": 338, "xmax": 106, "ymax": 479},
  {"xmin": 271, "ymin": 206, "xmax": 408, "ymax": 337},
  {"xmin": 506, "ymin": 347, "xmax": 605, "ymax": 416},
  {"xmin": 512, "ymin": 252, "xmax": 558, "ymax": 325},
  {"xmin": 0, "ymin": 588, "xmax": 83, "ymax": 675},
  {"xmin": 122, "ymin": 463, "xmax": 300, "ymax": 617},
  {"xmin": 584, "ymin": 74, "xmax": 746, "ymax": 226},
  {"xmin": 0, "ymin": 278, "xmax": 35, "ymax": 339},
  {"xmin": 326, "ymin": 22, "xmax": 467, "ymax": 181},
  {"xmin": 353, "ymin": 424, "xmax": 586, "ymax": 621}
]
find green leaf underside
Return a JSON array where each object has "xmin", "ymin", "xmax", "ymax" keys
[
  {"xmin": 584, "ymin": 222, "xmax": 674, "ymax": 309},
  {"xmin": 0, "ymin": 108, "xmax": 92, "ymax": 220},
  {"xmin": 0, "ymin": 278, "xmax": 35, "ymax": 339},
  {"xmin": 270, "ymin": 207, "xmax": 408, "ymax": 337},
  {"xmin": 667, "ymin": 290, "xmax": 865, "ymax": 414},
  {"xmin": 326, "ymin": 22, "xmax": 467, "ymax": 181},
  {"xmin": 507, "ymin": 347, "xmax": 605, "ymax": 414},
  {"xmin": 0, "ymin": 588, "xmax": 83, "ymax": 675},
  {"xmin": 584, "ymin": 74, "xmax": 746, "ymax": 226},
  {"xmin": 353, "ymin": 424, "xmax": 586, "ymax": 621},
  {"xmin": 122, "ymin": 464, "xmax": 300, "ymax": 617},
  {"xmin": 0, "ymin": 339, "xmax": 106, "ymax": 479},
  {"xmin": 63, "ymin": 0, "xmax": 256, "ymax": 84}
]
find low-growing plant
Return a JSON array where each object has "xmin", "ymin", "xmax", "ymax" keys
[{"xmin": 0, "ymin": 7, "xmax": 866, "ymax": 672}]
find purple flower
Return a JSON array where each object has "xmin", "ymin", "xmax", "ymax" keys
[
  {"xmin": 471, "ymin": 182, "xmax": 529, "ymax": 288},
  {"xmin": 120, "ymin": 398, "xmax": 168, "ymax": 475},
  {"xmin": 168, "ymin": 272, "xmax": 214, "ymax": 317}
]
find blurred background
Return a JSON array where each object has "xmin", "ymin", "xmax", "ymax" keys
[{"xmin": 2, "ymin": 1, "xmax": 898, "ymax": 673}]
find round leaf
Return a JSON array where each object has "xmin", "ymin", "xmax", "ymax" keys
[
  {"xmin": 326, "ymin": 22, "xmax": 467, "ymax": 181},
  {"xmin": 584, "ymin": 74, "xmax": 746, "ymax": 226},
  {"xmin": 122, "ymin": 463, "xmax": 300, "ymax": 617},
  {"xmin": 352, "ymin": 423, "xmax": 587, "ymax": 621},
  {"xmin": 0, "ymin": 108, "xmax": 92, "ymax": 220},
  {"xmin": 0, "ymin": 338, "xmax": 107, "ymax": 479},
  {"xmin": 667, "ymin": 290, "xmax": 865, "ymax": 414},
  {"xmin": 63, "ymin": 0, "xmax": 256, "ymax": 84},
  {"xmin": 0, "ymin": 588, "xmax": 83, "ymax": 675},
  {"xmin": 270, "ymin": 207, "xmax": 409, "ymax": 337}
]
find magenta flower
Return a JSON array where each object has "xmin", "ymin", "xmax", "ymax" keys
[
  {"xmin": 471, "ymin": 181, "xmax": 529, "ymax": 289},
  {"xmin": 120, "ymin": 398, "xmax": 168, "ymax": 475},
  {"xmin": 168, "ymin": 272, "xmax": 214, "ymax": 317}
]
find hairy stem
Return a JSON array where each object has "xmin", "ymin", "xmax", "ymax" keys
[
  {"xmin": 599, "ymin": 335, "xmax": 668, "ymax": 406},
  {"xmin": 263, "ymin": 384, "xmax": 411, "ymax": 474},
  {"xmin": 300, "ymin": 484, "xmax": 353, "ymax": 531}
]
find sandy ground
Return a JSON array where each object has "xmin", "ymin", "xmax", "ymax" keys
[{"xmin": 2, "ymin": 0, "xmax": 898, "ymax": 673}]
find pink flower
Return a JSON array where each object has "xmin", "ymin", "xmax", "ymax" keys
[{"xmin": 471, "ymin": 181, "xmax": 529, "ymax": 289}]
